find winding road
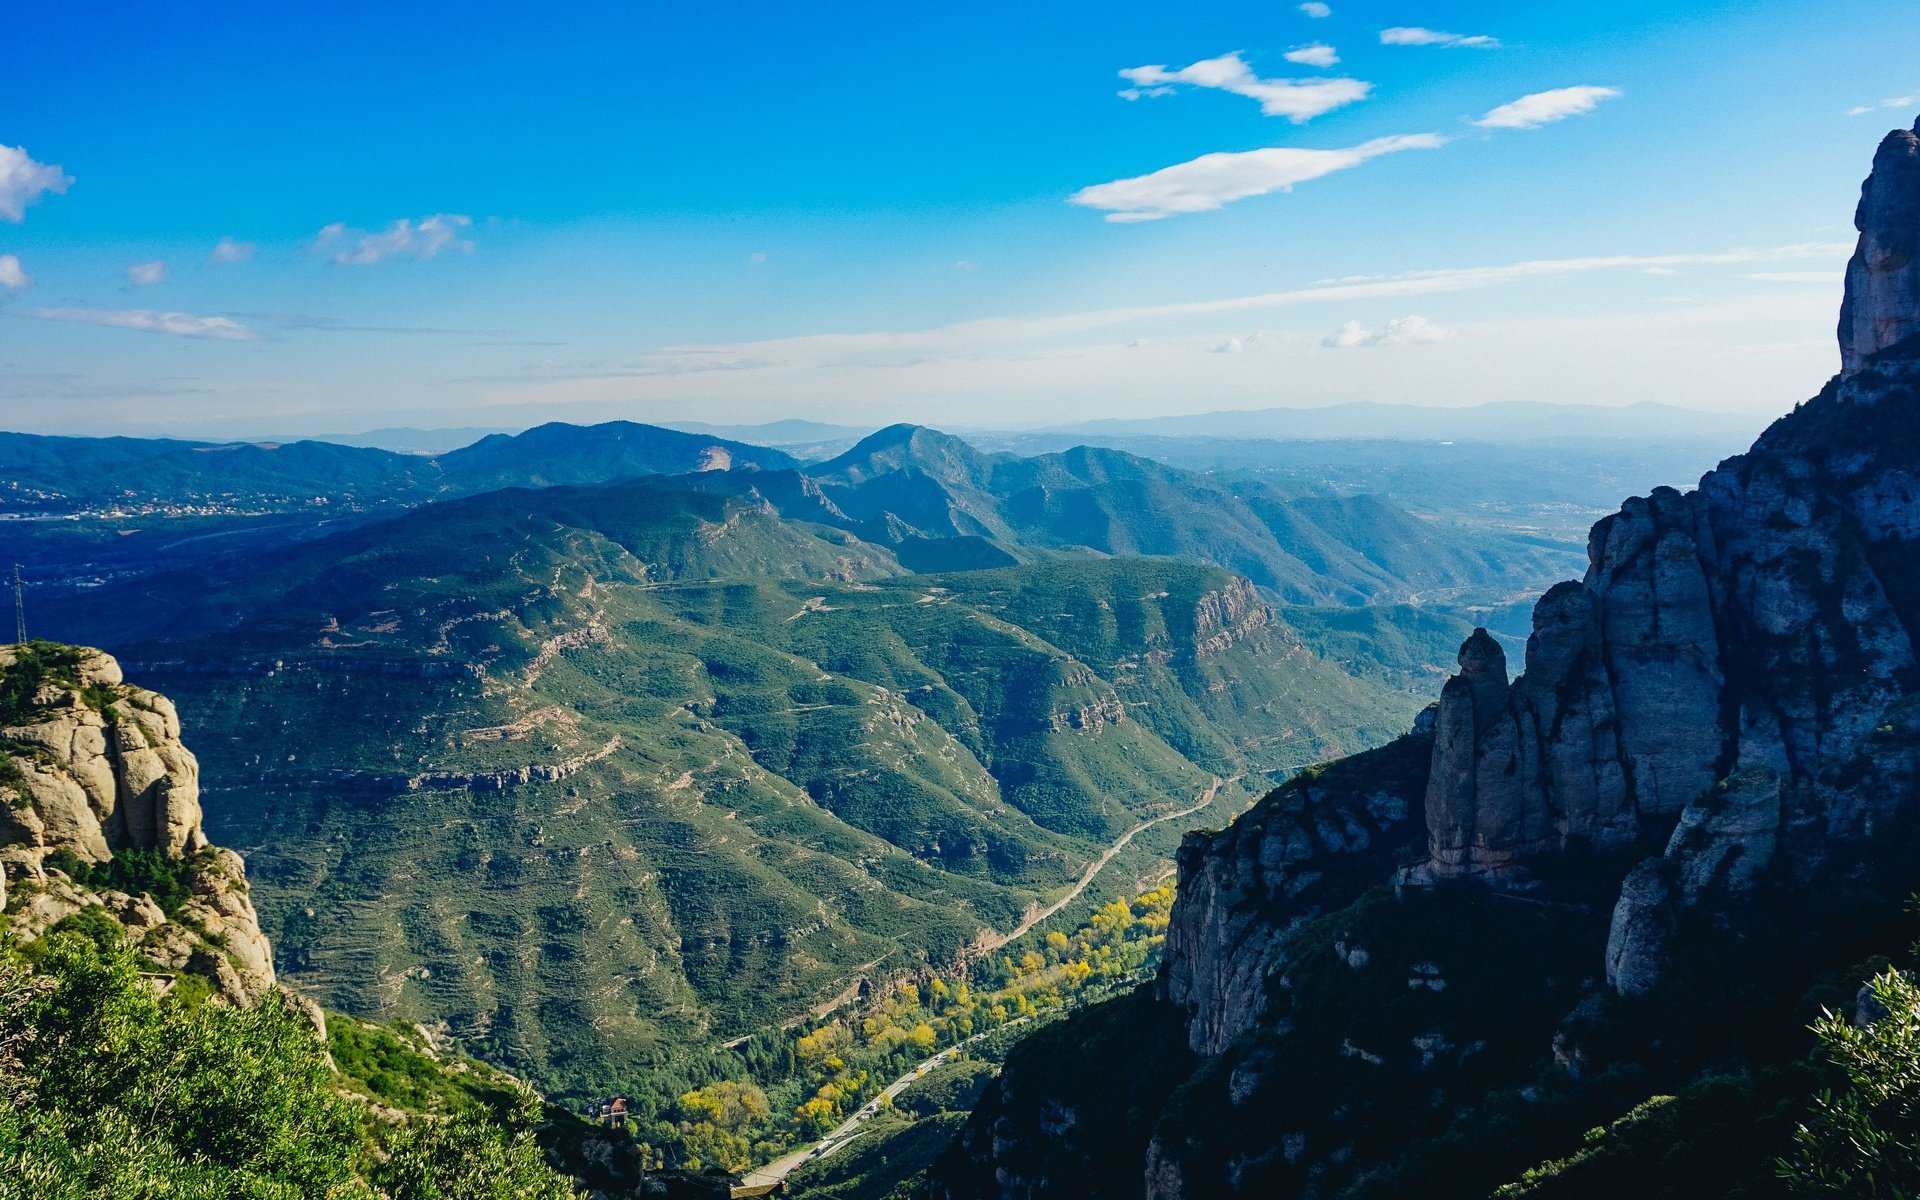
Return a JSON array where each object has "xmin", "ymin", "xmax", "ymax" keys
[
  {"xmin": 736, "ymin": 776, "xmax": 1237, "ymax": 1190},
  {"xmin": 974, "ymin": 774, "xmax": 1234, "ymax": 956},
  {"xmin": 738, "ymin": 1016, "xmax": 1033, "ymax": 1191}
]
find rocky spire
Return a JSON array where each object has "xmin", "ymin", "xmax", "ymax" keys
[
  {"xmin": 1424, "ymin": 628, "xmax": 1526, "ymax": 878},
  {"xmin": 1840, "ymin": 116, "xmax": 1920, "ymax": 375}
]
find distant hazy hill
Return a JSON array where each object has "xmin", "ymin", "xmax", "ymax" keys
[
  {"xmin": 3, "ymin": 420, "xmax": 1580, "ymax": 619},
  {"xmin": 36, "ymin": 478, "xmax": 1416, "ymax": 1097},
  {"xmin": 1042, "ymin": 399, "xmax": 1765, "ymax": 444},
  {"xmin": 669, "ymin": 424, "xmax": 1579, "ymax": 605},
  {"xmin": 0, "ymin": 432, "xmax": 441, "ymax": 512},
  {"xmin": 965, "ymin": 432, "xmax": 1742, "ymax": 545},
  {"xmin": 0, "ymin": 420, "xmax": 797, "ymax": 515},
  {"xmin": 435, "ymin": 420, "xmax": 800, "ymax": 490}
]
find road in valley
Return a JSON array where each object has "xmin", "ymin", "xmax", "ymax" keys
[
  {"xmin": 974, "ymin": 775, "xmax": 1234, "ymax": 955},
  {"xmin": 737, "ymin": 776, "xmax": 1237, "ymax": 1189}
]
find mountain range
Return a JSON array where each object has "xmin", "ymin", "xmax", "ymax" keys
[{"xmin": 32, "ymin": 456, "xmax": 1445, "ymax": 1097}]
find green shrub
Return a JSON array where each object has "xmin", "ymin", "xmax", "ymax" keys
[
  {"xmin": 45, "ymin": 847, "xmax": 196, "ymax": 918},
  {"xmin": 0, "ymin": 931, "xmax": 583, "ymax": 1199}
]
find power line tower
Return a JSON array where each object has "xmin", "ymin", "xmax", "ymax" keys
[{"xmin": 11, "ymin": 564, "xmax": 23, "ymax": 646}]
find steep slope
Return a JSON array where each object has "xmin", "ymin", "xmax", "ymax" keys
[
  {"xmin": 928, "ymin": 118, "xmax": 1920, "ymax": 1200},
  {"xmin": 35, "ymin": 482, "xmax": 1416, "ymax": 1099}
]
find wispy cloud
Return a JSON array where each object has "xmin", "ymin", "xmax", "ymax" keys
[
  {"xmin": 1118, "ymin": 52, "xmax": 1370, "ymax": 122},
  {"xmin": 239, "ymin": 311, "xmax": 516, "ymax": 337},
  {"xmin": 1474, "ymin": 86, "xmax": 1620, "ymax": 129},
  {"xmin": 1071, "ymin": 133, "xmax": 1444, "ymax": 222},
  {"xmin": 1381, "ymin": 27, "xmax": 1499, "ymax": 48},
  {"xmin": 127, "ymin": 260, "xmax": 168, "ymax": 287},
  {"xmin": 612, "ymin": 242, "xmax": 1849, "ymax": 373},
  {"xmin": 1299, "ymin": 2, "xmax": 1331, "ymax": 16},
  {"xmin": 0, "ymin": 145, "xmax": 72, "ymax": 222},
  {"xmin": 19, "ymin": 307, "xmax": 259, "ymax": 341},
  {"xmin": 1742, "ymin": 271, "xmax": 1847, "ymax": 284},
  {"xmin": 315, "ymin": 214, "xmax": 474, "ymax": 265},
  {"xmin": 1323, "ymin": 315, "xmax": 1448, "ymax": 347},
  {"xmin": 0, "ymin": 255, "xmax": 27, "ymax": 292},
  {"xmin": 1284, "ymin": 43, "xmax": 1340, "ymax": 68},
  {"xmin": 1847, "ymin": 93, "xmax": 1919, "ymax": 117},
  {"xmin": 207, "ymin": 237, "xmax": 255, "ymax": 265}
]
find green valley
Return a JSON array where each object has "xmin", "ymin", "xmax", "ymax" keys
[{"xmin": 32, "ymin": 468, "xmax": 1429, "ymax": 1103}]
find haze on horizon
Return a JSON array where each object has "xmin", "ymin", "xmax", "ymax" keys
[{"xmin": 2, "ymin": 0, "xmax": 1915, "ymax": 441}]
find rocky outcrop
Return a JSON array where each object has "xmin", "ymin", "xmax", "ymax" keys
[
  {"xmin": 0, "ymin": 644, "xmax": 277, "ymax": 1005},
  {"xmin": 1418, "ymin": 482, "xmax": 1733, "ymax": 882},
  {"xmin": 410, "ymin": 735, "xmax": 623, "ymax": 791},
  {"xmin": 1419, "ymin": 322, "xmax": 1920, "ymax": 991},
  {"xmin": 1163, "ymin": 734, "xmax": 1428, "ymax": 1055},
  {"xmin": 1191, "ymin": 577, "xmax": 1272, "ymax": 657},
  {"xmin": 928, "ymin": 120, "xmax": 1920, "ymax": 1200},
  {"xmin": 0, "ymin": 648, "xmax": 208, "ymax": 862},
  {"xmin": 1842, "ymin": 116, "xmax": 1920, "ymax": 375}
]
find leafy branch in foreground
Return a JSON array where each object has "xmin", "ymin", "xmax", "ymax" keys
[{"xmin": 1782, "ymin": 967, "xmax": 1920, "ymax": 1198}]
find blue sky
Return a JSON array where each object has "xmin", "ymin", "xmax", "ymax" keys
[{"xmin": 2, "ymin": 0, "xmax": 1916, "ymax": 437}]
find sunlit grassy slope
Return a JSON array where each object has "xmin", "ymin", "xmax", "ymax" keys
[{"xmin": 73, "ymin": 484, "xmax": 1417, "ymax": 1098}]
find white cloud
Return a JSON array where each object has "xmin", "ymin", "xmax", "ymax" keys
[
  {"xmin": 1118, "ymin": 52, "xmax": 1370, "ymax": 122},
  {"xmin": 1323, "ymin": 315, "xmax": 1448, "ymax": 347},
  {"xmin": 207, "ymin": 237, "xmax": 255, "ymax": 265},
  {"xmin": 1212, "ymin": 332, "xmax": 1273, "ymax": 354},
  {"xmin": 316, "ymin": 214, "xmax": 474, "ymax": 265},
  {"xmin": 750, "ymin": 250, "xmax": 769, "ymax": 264},
  {"xmin": 952, "ymin": 259, "xmax": 977, "ymax": 271},
  {"xmin": 1742, "ymin": 271, "xmax": 1847, "ymax": 284},
  {"xmin": 0, "ymin": 145, "xmax": 72, "ymax": 222},
  {"xmin": 1381, "ymin": 27, "xmax": 1499, "ymax": 48},
  {"xmin": 1070, "ymin": 133, "xmax": 1444, "ymax": 222},
  {"xmin": 1848, "ymin": 93, "xmax": 1919, "ymax": 117},
  {"xmin": 1299, "ymin": 2, "xmax": 1331, "ymax": 16},
  {"xmin": 0, "ymin": 254, "xmax": 27, "ymax": 291},
  {"xmin": 127, "ymin": 260, "xmax": 168, "ymax": 287},
  {"xmin": 1643, "ymin": 266, "xmax": 1681, "ymax": 276},
  {"xmin": 1284, "ymin": 43, "xmax": 1340, "ymax": 68},
  {"xmin": 1474, "ymin": 86, "xmax": 1621, "ymax": 130},
  {"xmin": 19, "ymin": 307, "xmax": 259, "ymax": 341}
]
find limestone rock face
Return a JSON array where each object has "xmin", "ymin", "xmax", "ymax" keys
[
  {"xmin": 0, "ymin": 647, "xmax": 207, "ymax": 861},
  {"xmin": 0, "ymin": 645, "xmax": 276, "ymax": 1006},
  {"xmin": 1421, "ymin": 483, "xmax": 1736, "ymax": 881},
  {"xmin": 1842, "ymin": 117, "xmax": 1920, "ymax": 375},
  {"xmin": 1163, "ymin": 735, "xmax": 1427, "ymax": 1055}
]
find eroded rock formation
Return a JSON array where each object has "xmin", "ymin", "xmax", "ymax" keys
[
  {"xmin": 1842, "ymin": 116, "xmax": 1920, "ymax": 374},
  {"xmin": 0, "ymin": 645, "xmax": 278, "ymax": 1005}
]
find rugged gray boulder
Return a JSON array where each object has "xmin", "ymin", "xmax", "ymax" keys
[{"xmin": 0, "ymin": 645, "xmax": 277, "ymax": 1005}]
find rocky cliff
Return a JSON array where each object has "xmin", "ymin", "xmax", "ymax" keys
[
  {"xmin": 0, "ymin": 643, "xmax": 279, "ymax": 1005},
  {"xmin": 928, "ymin": 120, "xmax": 1920, "ymax": 1200},
  {"xmin": 1842, "ymin": 116, "xmax": 1920, "ymax": 375}
]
